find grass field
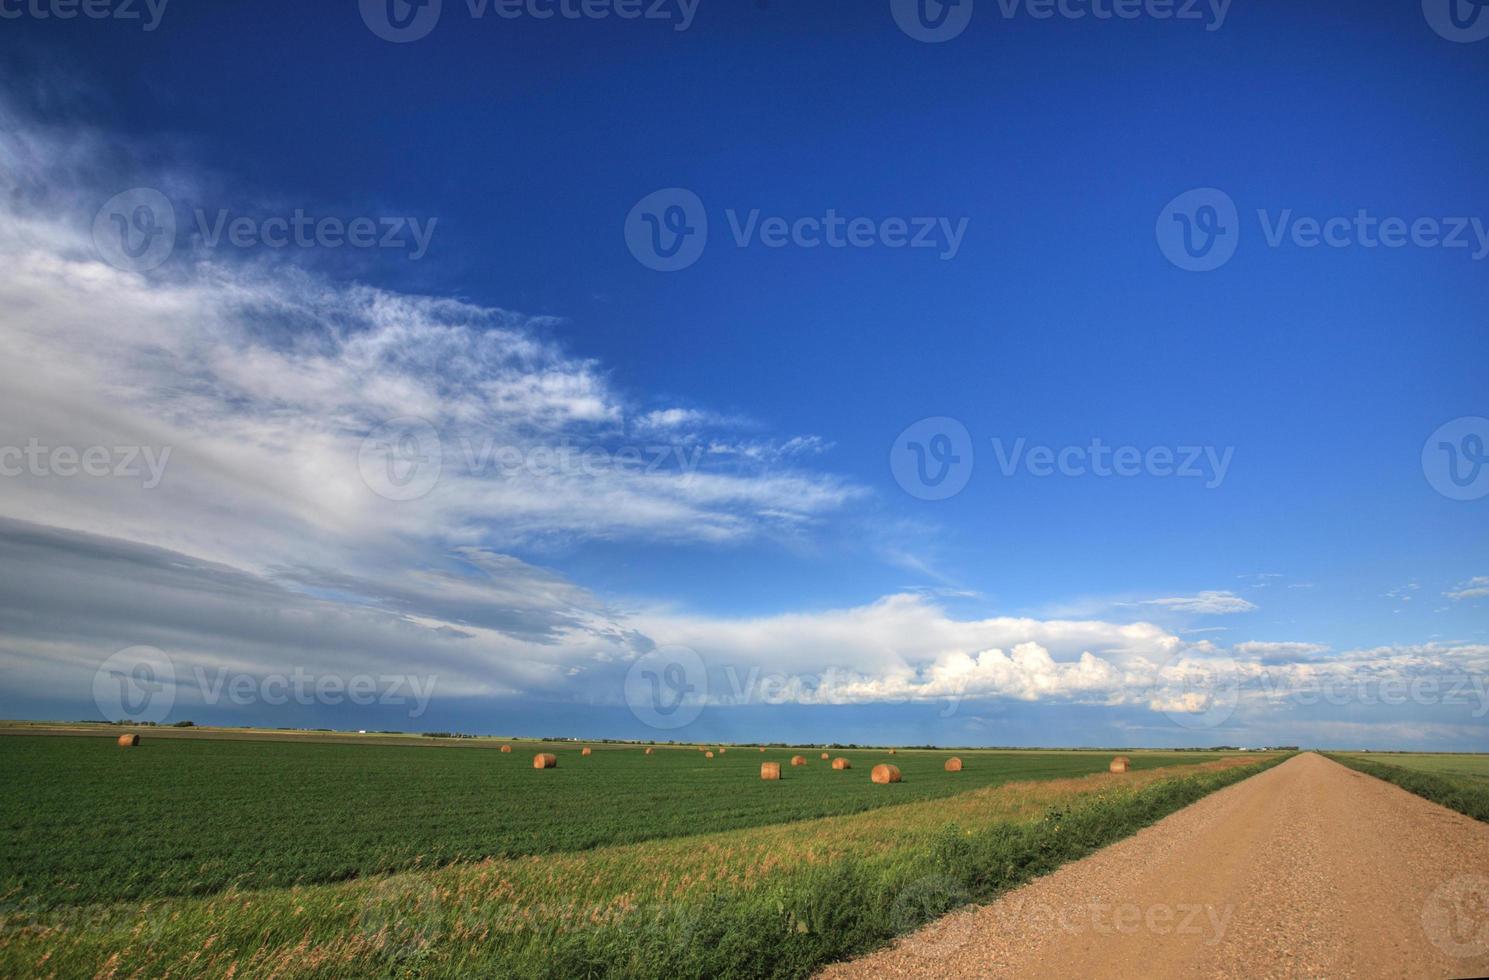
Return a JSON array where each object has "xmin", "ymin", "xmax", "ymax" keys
[
  {"xmin": 0, "ymin": 732, "xmax": 1221, "ymax": 909},
  {"xmin": 1327, "ymin": 751, "xmax": 1489, "ymax": 823},
  {"xmin": 0, "ymin": 730, "xmax": 1279, "ymax": 978}
]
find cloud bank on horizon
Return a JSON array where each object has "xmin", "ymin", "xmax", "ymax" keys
[{"xmin": 1, "ymin": 108, "xmax": 1485, "ymax": 749}]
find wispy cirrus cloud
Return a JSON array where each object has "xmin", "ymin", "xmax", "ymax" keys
[
  {"xmin": 1446, "ymin": 577, "xmax": 1489, "ymax": 602},
  {"xmin": 0, "ymin": 113, "xmax": 862, "ymax": 560},
  {"xmin": 1140, "ymin": 591, "xmax": 1258, "ymax": 615},
  {"xmin": 1233, "ymin": 640, "xmax": 1331, "ymax": 664}
]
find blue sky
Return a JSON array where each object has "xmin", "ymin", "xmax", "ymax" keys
[{"xmin": 0, "ymin": 0, "xmax": 1485, "ymax": 749}]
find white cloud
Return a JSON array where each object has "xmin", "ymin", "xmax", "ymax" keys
[
  {"xmin": 1383, "ymin": 581, "xmax": 1421, "ymax": 602},
  {"xmin": 637, "ymin": 408, "xmax": 707, "ymax": 430},
  {"xmin": 0, "ymin": 118, "xmax": 864, "ymax": 568},
  {"xmin": 1233, "ymin": 641, "xmax": 1331, "ymax": 661},
  {"xmin": 1141, "ymin": 591, "xmax": 1258, "ymax": 615},
  {"xmin": 1446, "ymin": 577, "xmax": 1489, "ymax": 602}
]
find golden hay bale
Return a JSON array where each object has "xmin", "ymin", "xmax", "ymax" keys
[
  {"xmin": 760, "ymin": 762, "xmax": 781, "ymax": 780},
  {"xmin": 871, "ymin": 763, "xmax": 901, "ymax": 784},
  {"xmin": 831, "ymin": 757, "xmax": 851, "ymax": 770},
  {"xmin": 705, "ymin": 751, "xmax": 714, "ymax": 758},
  {"xmin": 581, "ymin": 746, "xmax": 592, "ymax": 756},
  {"xmin": 821, "ymin": 752, "xmax": 830, "ymax": 759},
  {"xmin": 759, "ymin": 747, "xmax": 766, "ymax": 752},
  {"xmin": 888, "ymin": 748, "xmax": 897, "ymax": 755},
  {"xmin": 644, "ymin": 747, "xmax": 654, "ymax": 755},
  {"xmin": 533, "ymin": 753, "xmax": 558, "ymax": 769},
  {"xmin": 719, "ymin": 747, "xmax": 727, "ymax": 754},
  {"xmin": 117, "ymin": 733, "xmax": 139, "ymax": 747},
  {"xmin": 500, "ymin": 744, "xmax": 512, "ymax": 753},
  {"xmin": 944, "ymin": 757, "xmax": 963, "ymax": 772},
  {"xmin": 1109, "ymin": 756, "xmax": 1130, "ymax": 773},
  {"xmin": 790, "ymin": 755, "xmax": 808, "ymax": 766}
]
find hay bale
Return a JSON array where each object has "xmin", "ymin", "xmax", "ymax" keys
[
  {"xmin": 871, "ymin": 763, "xmax": 901, "ymax": 784},
  {"xmin": 944, "ymin": 757, "xmax": 963, "ymax": 772},
  {"xmin": 790, "ymin": 755, "xmax": 808, "ymax": 766},
  {"xmin": 533, "ymin": 753, "xmax": 558, "ymax": 769},
  {"xmin": 759, "ymin": 747, "xmax": 766, "ymax": 752},
  {"xmin": 705, "ymin": 751, "xmax": 714, "ymax": 759},
  {"xmin": 581, "ymin": 746, "xmax": 592, "ymax": 756},
  {"xmin": 117, "ymin": 733, "xmax": 139, "ymax": 747},
  {"xmin": 500, "ymin": 744, "xmax": 512, "ymax": 753},
  {"xmin": 888, "ymin": 748, "xmax": 897, "ymax": 755},
  {"xmin": 644, "ymin": 747, "xmax": 654, "ymax": 755},
  {"xmin": 831, "ymin": 757, "xmax": 851, "ymax": 770},
  {"xmin": 821, "ymin": 752, "xmax": 830, "ymax": 759},
  {"xmin": 1109, "ymin": 756, "xmax": 1129, "ymax": 773},
  {"xmin": 760, "ymin": 762, "xmax": 781, "ymax": 780},
  {"xmin": 719, "ymin": 747, "xmax": 726, "ymax": 754}
]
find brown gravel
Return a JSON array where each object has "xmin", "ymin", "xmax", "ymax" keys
[{"xmin": 820, "ymin": 752, "xmax": 1489, "ymax": 979}]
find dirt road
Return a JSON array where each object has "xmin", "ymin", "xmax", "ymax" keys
[{"xmin": 821, "ymin": 753, "xmax": 1489, "ymax": 979}]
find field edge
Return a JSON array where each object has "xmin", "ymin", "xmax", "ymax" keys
[{"xmin": 1322, "ymin": 753, "xmax": 1489, "ymax": 823}]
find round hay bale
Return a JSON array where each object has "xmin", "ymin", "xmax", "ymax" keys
[
  {"xmin": 705, "ymin": 751, "xmax": 714, "ymax": 759},
  {"xmin": 871, "ymin": 763, "xmax": 902, "ymax": 784},
  {"xmin": 821, "ymin": 752, "xmax": 830, "ymax": 760},
  {"xmin": 117, "ymin": 733, "xmax": 139, "ymax": 747},
  {"xmin": 759, "ymin": 747, "xmax": 766, "ymax": 752},
  {"xmin": 581, "ymin": 746, "xmax": 592, "ymax": 756},
  {"xmin": 719, "ymin": 747, "xmax": 726, "ymax": 754},
  {"xmin": 644, "ymin": 747, "xmax": 654, "ymax": 755},
  {"xmin": 888, "ymin": 748, "xmax": 897, "ymax": 755},
  {"xmin": 533, "ymin": 753, "xmax": 558, "ymax": 769},
  {"xmin": 1109, "ymin": 756, "xmax": 1130, "ymax": 773},
  {"xmin": 500, "ymin": 744, "xmax": 512, "ymax": 753},
  {"xmin": 831, "ymin": 757, "xmax": 851, "ymax": 770},
  {"xmin": 944, "ymin": 757, "xmax": 963, "ymax": 772},
  {"xmin": 760, "ymin": 761, "xmax": 781, "ymax": 780},
  {"xmin": 790, "ymin": 755, "xmax": 808, "ymax": 766}
]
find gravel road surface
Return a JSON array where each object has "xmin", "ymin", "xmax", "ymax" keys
[{"xmin": 820, "ymin": 752, "xmax": 1489, "ymax": 979}]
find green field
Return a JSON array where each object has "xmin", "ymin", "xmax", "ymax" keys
[
  {"xmin": 1333, "ymin": 751, "xmax": 1489, "ymax": 781},
  {"xmin": 0, "ymin": 733, "xmax": 1221, "ymax": 910},
  {"xmin": 0, "ymin": 732, "xmax": 1279, "ymax": 978},
  {"xmin": 1328, "ymin": 751, "xmax": 1489, "ymax": 822}
]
